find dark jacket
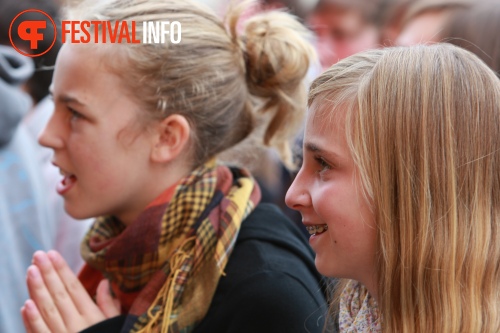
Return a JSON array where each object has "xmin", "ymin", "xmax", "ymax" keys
[{"xmin": 81, "ymin": 203, "xmax": 327, "ymax": 333}]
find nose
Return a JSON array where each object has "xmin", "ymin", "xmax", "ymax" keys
[
  {"xmin": 38, "ymin": 109, "xmax": 65, "ymax": 150},
  {"xmin": 285, "ymin": 168, "xmax": 311, "ymax": 211}
]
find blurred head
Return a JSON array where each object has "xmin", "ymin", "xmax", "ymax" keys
[
  {"xmin": 0, "ymin": 45, "xmax": 34, "ymax": 147},
  {"xmin": 288, "ymin": 44, "xmax": 500, "ymax": 332},
  {"xmin": 443, "ymin": 0, "xmax": 500, "ymax": 76},
  {"xmin": 261, "ymin": 0, "xmax": 319, "ymax": 20},
  {"xmin": 396, "ymin": 0, "xmax": 473, "ymax": 46},
  {"xmin": 0, "ymin": 0, "xmax": 62, "ymax": 104},
  {"xmin": 307, "ymin": 0, "xmax": 386, "ymax": 69}
]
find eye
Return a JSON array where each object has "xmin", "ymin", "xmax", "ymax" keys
[
  {"xmin": 314, "ymin": 156, "xmax": 331, "ymax": 173},
  {"xmin": 68, "ymin": 107, "xmax": 84, "ymax": 121}
]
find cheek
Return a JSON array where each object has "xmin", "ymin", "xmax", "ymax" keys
[
  {"xmin": 337, "ymin": 205, "xmax": 377, "ymax": 260},
  {"xmin": 68, "ymin": 139, "xmax": 97, "ymax": 168},
  {"xmin": 322, "ymin": 214, "xmax": 377, "ymax": 271},
  {"xmin": 69, "ymin": 138, "xmax": 122, "ymax": 187},
  {"xmin": 313, "ymin": 183, "xmax": 354, "ymax": 219},
  {"xmin": 315, "ymin": 186, "xmax": 374, "ymax": 239}
]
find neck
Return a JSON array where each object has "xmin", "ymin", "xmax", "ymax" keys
[
  {"xmin": 116, "ymin": 159, "xmax": 193, "ymax": 226},
  {"xmin": 362, "ymin": 273, "xmax": 379, "ymax": 302}
]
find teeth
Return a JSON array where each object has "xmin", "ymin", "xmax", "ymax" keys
[{"xmin": 306, "ymin": 225, "xmax": 328, "ymax": 235}]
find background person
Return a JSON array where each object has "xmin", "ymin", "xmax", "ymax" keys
[
  {"xmin": 442, "ymin": 0, "xmax": 500, "ymax": 77},
  {"xmin": 306, "ymin": 0, "xmax": 391, "ymax": 70},
  {"xmin": 0, "ymin": 0, "xmax": 92, "ymax": 273},
  {"xmin": 395, "ymin": 0, "xmax": 474, "ymax": 46},
  {"xmin": 0, "ymin": 45, "xmax": 55, "ymax": 333}
]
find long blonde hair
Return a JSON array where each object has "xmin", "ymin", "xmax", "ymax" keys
[
  {"xmin": 65, "ymin": 0, "xmax": 315, "ymax": 169},
  {"xmin": 310, "ymin": 43, "xmax": 500, "ymax": 332}
]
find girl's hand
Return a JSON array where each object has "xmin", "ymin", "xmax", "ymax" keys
[{"xmin": 21, "ymin": 250, "xmax": 120, "ymax": 333}]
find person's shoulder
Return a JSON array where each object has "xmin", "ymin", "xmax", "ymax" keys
[
  {"xmin": 224, "ymin": 203, "xmax": 326, "ymax": 318},
  {"xmin": 236, "ymin": 202, "xmax": 315, "ymax": 264},
  {"xmin": 239, "ymin": 202, "xmax": 305, "ymax": 240},
  {"xmin": 245, "ymin": 201, "xmax": 288, "ymax": 220},
  {"xmin": 193, "ymin": 203, "xmax": 327, "ymax": 332},
  {"xmin": 220, "ymin": 270, "xmax": 327, "ymax": 332},
  {"xmin": 195, "ymin": 263, "xmax": 327, "ymax": 333}
]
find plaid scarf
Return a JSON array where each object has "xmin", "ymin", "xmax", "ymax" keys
[{"xmin": 79, "ymin": 160, "xmax": 261, "ymax": 332}]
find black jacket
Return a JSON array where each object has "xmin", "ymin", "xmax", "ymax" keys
[{"xmin": 81, "ymin": 203, "xmax": 327, "ymax": 333}]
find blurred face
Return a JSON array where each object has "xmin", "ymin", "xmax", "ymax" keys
[
  {"xmin": 308, "ymin": 5, "xmax": 379, "ymax": 70},
  {"xmin": 285, "ymin": 103, "xmax": 377, "ymax": 292},
  {"xmin": 39, "ymin": 44, "xmax": 156, "ymax": 225},
  {"xmin": 396, "ymin": 9, "xmax": 450, "ymax": 46}
]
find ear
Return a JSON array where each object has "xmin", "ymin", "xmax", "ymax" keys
[{"xmin": 150, "ymin": 114, "xmax": 191, "ymax": 163}]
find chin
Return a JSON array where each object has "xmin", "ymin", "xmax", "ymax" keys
[
  {"xmin": 64, "ymin": 203, "xmax": 96, "ymax": 220},
  {"xmin": 315, "ymin": 256, "xmax": 336, "ymax": 278}
]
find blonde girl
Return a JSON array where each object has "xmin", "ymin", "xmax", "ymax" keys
[{"xmin": 286, "ymin": 43, "xmax": 500, "ymax": 332}]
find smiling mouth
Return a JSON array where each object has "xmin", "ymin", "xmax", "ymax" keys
[{"xmin": 305, "ymin": 225, "xmax": 328, "ymax": 236}]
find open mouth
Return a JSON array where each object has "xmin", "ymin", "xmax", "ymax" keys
[
  {"xmin": 56, "ymin": 169, "xmax": 77, "ymax": 195},
  {"xmin": 305, "ymin": 224, "xmax": 328, "ymax": 236}
]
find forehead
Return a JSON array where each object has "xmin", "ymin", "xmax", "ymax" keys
[
  {"xmin": 304, "ymin": 101, "xmax": 356, "ymax": 169},
  {"xmin": 55, "ymin": 43, "xmax": 105, "ymax": 80},
  {"xmin": 52, "ymin": 43, "xmax": 144, "ymax": 125},
  {"xmin": 53, "ymin": 43, "xmax": 127, "ymax": 95},
  {"xmin": 307, "ymin": 98, "xmax": 347, "ymax": 130},
  {"xmin": 305, "ymin": 100, "xmax": 349, "ymax": 150}
]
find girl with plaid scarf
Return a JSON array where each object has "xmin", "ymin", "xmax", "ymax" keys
[{"xmin": 21, "ymin": 0, "xmax": 327, "ymax": 332}]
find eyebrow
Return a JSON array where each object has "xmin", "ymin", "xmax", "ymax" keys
[
  {"xmin": 48, "ymin": 90, "xmax": 86, "ymax": 106},
  {"xmin": 304, "ymin": 141, "xmax": 343, "ymax": 161},
  {"xmin": 304, "ymin": 142, "xmax": 325, "ymax": 154}
]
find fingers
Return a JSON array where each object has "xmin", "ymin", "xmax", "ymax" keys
[
  {"xmin": 29, "ymin": 250, "xmax": 107, "ymax": 332},
  {"xmin": 45, "ymin": 250, "xmax": 105, "ymax": 322},
  {"xmin": 96, "ymin": 279, "xmax": 121, "ymax": 318},
  {"xmin": 21, "ymin": 303, "xmax": 33, "ymax": 333},
  {"xmin": 32, "ymin": 251, "xmax": 80, "ymax": 326},
  {"xmin": 21, "ymin": 299, "xmax": 51, "ymax": 333},
  {"xmin": 26, "ymin": 265, "xmax": 67, "ymax": 332}
]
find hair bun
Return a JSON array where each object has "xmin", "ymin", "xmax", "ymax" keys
[{"xmin": 227, "ymin": 5, "xmax": 316, "ymax": 168}]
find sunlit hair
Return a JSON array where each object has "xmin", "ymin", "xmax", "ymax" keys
[
  {"xmin": 65, "ymin": 0, "xmax": 315, "ymax": 169},
  {"xmin": 309, "ymin": 43, "xmax": 500, "ymax": 332}
]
